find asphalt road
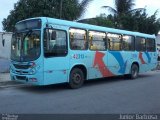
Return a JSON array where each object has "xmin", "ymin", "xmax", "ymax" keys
[{"xmin": 0, "ymin": 71, "xmax": 160, "ymax": 114}]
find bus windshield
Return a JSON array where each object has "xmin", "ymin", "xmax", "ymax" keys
[{"xmin": 11, "ymin": 30, "xmax": 41, "ymax": 62}]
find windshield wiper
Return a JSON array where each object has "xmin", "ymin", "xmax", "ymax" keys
[{"xmin": 22, "ymin": 30, "xmax": 33, "ymax": 41}]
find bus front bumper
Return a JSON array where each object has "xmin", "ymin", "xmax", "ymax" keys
[{"xmin": 10, "ymin": 72, "xmax": 43, "ymax": 85}]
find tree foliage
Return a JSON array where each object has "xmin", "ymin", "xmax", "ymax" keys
[
  {"xmin": 124, "ymin": 10, "xmax": 160, "ymax": 35},
  {"xmin": 100, "ymin": 0, "xmax": 160, "ymax": 35},
  {"xmin": 102, "ymin": 0, "xmax": 144, "ymax": 16},
  {"xmin": 2, "ymin": 0, "xmax": 93, "ymax": 32},
  {"xmin": 78, "ymin": 14, "xmax": 115, "ymax": 27}
]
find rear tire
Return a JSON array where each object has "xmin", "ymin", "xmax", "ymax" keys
[
  {"xmin": 69, "ymin": 68, "xmax": 84, "ymax": 89},
  {"xmin": 129, "ymin": 64, "xmax": 139, "ymax": 79}
]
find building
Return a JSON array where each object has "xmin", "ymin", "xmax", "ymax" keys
[
  {"xmin": 0, "ymin": 32, "xmax": 12, "ymax": 59},
  {"xmin": 156, "ymin": 34, "xmax": 160, "ymax": 61},
  {"xmin": 156, "ymin": 34, "xmax": 160, "ymax": 48},
  {"xmin": 0, "ymin": 32, "xmax": 12, "ymax": 72}
]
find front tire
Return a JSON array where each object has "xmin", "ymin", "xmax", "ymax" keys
[{"xmin": 69, "ymin": 68, "xmax": 84, "ymax": 89}]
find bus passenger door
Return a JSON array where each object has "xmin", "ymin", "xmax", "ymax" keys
[{"xmin": 43, "ymin": 28, "xmax": 69, "ymax": 85}]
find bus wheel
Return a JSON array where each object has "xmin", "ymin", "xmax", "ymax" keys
[
  {"xmin": 69, "ymin": 68, "xmax": 84, "ymax": 89},
  {"xmin": 130, "ymin": 64, "xmax": 139, "ymax": 79}
]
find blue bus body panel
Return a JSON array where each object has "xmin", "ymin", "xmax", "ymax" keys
[{"xmin": 10, "ymin": 17, "xmax": 157, "ymax": 85}]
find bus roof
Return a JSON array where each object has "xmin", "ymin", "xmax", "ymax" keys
[{"xmin": 19, "ymin": 17, "xmax": 156, "ymax": 39}]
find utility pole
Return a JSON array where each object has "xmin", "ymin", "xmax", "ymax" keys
[{"xmin": 60, "ymin": 0, "xmax": 63, "ymax": 19}]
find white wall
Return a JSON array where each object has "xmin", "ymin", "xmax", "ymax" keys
[
  {"xmin": 0, "ymin": 32, "xmax": 12, "ymax": 72},
  {"xmin": 0, "ymin": 32, "xmax": 12, "ymax": 59},
  {"xmin": 156, "ymin": 34, "xmax": 160, "ymax": 46}
]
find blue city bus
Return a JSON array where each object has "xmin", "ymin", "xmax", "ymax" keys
[{"xmin": 10, "ymin": 17, "xmax": 158, "ymax": 88}]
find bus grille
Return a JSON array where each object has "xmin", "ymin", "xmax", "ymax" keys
[
  {"xmin": 13, "ymin": 64, "xmax": 31, "ymax": 69},
  {"xmin": 15, "ymin": 70, "xmax": 29, "ymax": 74},
  {"xmin": 16, "ymin": 76, "xmax": 27, "ymax": 81}
]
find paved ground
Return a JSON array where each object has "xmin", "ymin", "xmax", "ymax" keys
[
  {"xmin": 0, "ymin": 71, "xmax": 160, "ymax": 114},
  {"xmin": 0, "ymin": 73, "xmax": 10, "ymax": 82},
  {"xmin": 0, "ymin": 58, "xmax": 10, "ymax": 84}
]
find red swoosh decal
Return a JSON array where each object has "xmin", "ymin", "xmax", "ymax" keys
[
  {"xmin": 139, "ymin": 52, "xmax": 146, "ymax": 64},
  {"xmin": 93, "ymin": 51, "xmax": 114, "ymax": 77}
]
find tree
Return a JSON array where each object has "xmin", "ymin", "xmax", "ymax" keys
[
  {"xmin": 102, "ymin": 0, "xmax": 145, "ymax": 28},
  {"xmin": 78, "ymin": 14, "xmax": 115, "ymax": 27},
  {"xmin": 2, "ymin": 0, "xmax": 93, "ymax": 32},
  {"xmin": 101, "ymin": 0, "xmax": 160, "ymax": 35},
  {"xmin": 114, "ymin": 9, "xmax": 160, "ymax": 34},
  {"xmin": 102, "ymin": 0, "xmax": 144, "ymax": 16}
]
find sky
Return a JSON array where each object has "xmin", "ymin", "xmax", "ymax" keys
[{"xmin": 0, "ymin": 0, "xmax": 160, "ymax": 32}]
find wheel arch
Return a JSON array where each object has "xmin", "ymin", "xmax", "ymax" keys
[
  {"xmin": 69, "ymin": 64, "xmax": 87, "ymax": 81},
  {"xmin": 131, "ymin": 61, "xmax": 139, "ymax": 72}
]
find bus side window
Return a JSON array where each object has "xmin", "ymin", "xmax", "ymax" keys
[
  {"xmin": 69, "ymin": 28, "xmax": 87, "ymax": 50},
  {"xmin": 122, "ymin": 35, "xmax": 135, "ymax": 51},
  {"xmin": 146, "ymin": 38, "xmax": 156, "ymax": 52},
  {"xmin": 107, "ymin": 33, "xmax": 121, "ymax": 51},
  {"xmin": 89, "ymin": 31, "xmax": 106, "ymax": 51},
  {"xmin": 135, "ymin": 37, "xmax": 146, "ymax": 51}
]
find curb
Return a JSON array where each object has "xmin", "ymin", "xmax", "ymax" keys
[
  {"xmin": 0, "ymin": 81, "xmax": 23, "ymax": 87},
  {"xmin": 0, "ymin": 81, "xmax": 15, "ymax": 86}
]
